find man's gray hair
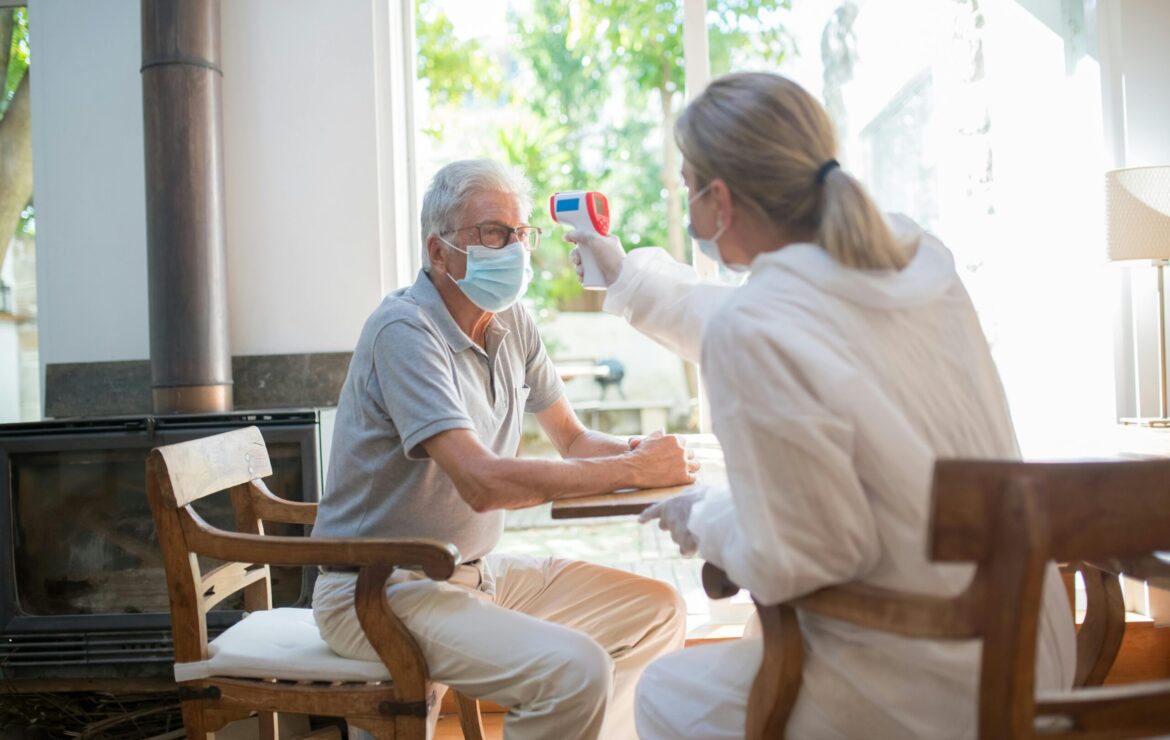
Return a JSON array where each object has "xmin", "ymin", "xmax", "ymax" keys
[{"xmin": 420, "ymin": 159, "xmax": 535, "ymax": 271}]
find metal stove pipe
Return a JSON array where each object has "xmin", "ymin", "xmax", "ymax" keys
[{"xmin": 140, "ymin": 0, "xmax": 232, "ymax": 413}]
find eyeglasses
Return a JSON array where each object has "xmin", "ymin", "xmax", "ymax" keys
[{"xmin": 446, "ymin": 222, "xmax": 542, "ymax": 250}]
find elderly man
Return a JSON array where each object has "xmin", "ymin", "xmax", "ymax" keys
[{"xmin": 311, "ymin": 159, "xmax": 695, "ymax": 740}]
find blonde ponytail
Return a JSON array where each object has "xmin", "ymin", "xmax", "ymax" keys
[
  {"xmin": 675, "ymin": 72, "xmax": 909, "ymax": 271},
  {"xmin": 819, "ymin": 168, "xmax": 908, "ymax": 270}
]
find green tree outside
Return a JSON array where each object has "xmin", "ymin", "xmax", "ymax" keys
[{"xmin": 0, "ymin": 7, "xmax": 32, "ymax": 273}]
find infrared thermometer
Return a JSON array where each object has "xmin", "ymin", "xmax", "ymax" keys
[{"xmin": 550, "ymin": 190, "xmax": 610, "ymax": 290}]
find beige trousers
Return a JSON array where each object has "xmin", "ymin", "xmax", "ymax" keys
[{"xmin": 312, "ymin": 552, "xmax": 686, "ymax": 740}]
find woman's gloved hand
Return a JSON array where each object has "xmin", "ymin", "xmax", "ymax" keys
[
  {"xmin": 564, "ymin": 229, "xmax": 626, "ymax": 287},
  {"xmin": 638, "ymin": 485, "xmax": 709, "ymax": 557}
]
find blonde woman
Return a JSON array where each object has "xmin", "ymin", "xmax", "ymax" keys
[{"xmin": 566, "ymin": 72, "xmax": 1074, "ymax": 739}]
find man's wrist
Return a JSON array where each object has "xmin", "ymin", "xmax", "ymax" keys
[
  {"xmin": 569, "ymin": 429, "xmax": 634, "ymax": 459},
  {"xmin": 612, "ymin": 452, "xmax": 641, "ymax": 489}
]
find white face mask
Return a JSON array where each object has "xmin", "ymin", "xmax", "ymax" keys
[
  {"xmin": 440, "ymin": 237, "xmax": 533, "ymax": 312},
  {"xmin": 687, "ymin": 181, "xmax": 746, "ymax": 274}
]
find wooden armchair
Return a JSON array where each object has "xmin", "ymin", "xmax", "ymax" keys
[
  {"xmin": 703, "ymin": 459, "xmax": 1170, "ymax": 739},
  {"xmin": 145, "ymin": 426, "xmax": 485, "ymax": 739}
]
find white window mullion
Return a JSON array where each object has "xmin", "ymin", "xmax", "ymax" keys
[
  {"xmin": 682, "ymin": 0, "xmax": 717, "ymax": 281},
  {"xmin": 373, "ymin": 0, "xmax": 421, "ymax": 294},
  {"xmin": 682, "ymin": 0, "xmax": 717, "ymax": 433}
]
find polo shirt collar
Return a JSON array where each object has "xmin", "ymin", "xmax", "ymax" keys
[{"xmin": 410, "ymin": 269, "xmax": 512, "ymax": 355}]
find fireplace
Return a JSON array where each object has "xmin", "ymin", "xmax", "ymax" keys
[{"xmin": 0, "ymin": 409, "xmax": 324, "ymax": 680}]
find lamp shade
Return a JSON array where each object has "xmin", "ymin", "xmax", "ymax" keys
[{"xmin": 1106, "ymin": 166, "xmax": 1170, "ymax": 261}]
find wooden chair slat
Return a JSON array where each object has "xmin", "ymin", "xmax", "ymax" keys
[
  {"xmin": 200, "ymin": 560, "xmax": 267, "ymax": 611},
  {"xmin": 794, "ymin": 580, "xmax": 981, "ymax": 639}
]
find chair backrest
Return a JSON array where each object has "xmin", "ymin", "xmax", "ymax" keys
[
  {"xmin": 928, "ymin": 459, "xmax": 1170, "ymax": 738},
  {"xmin": 145, "ymin": 426, "xmax": 316, "ymax": 664},
  {"xmin": 930, "ymin": 459, "xmax": 1170, "ymax": 563}
]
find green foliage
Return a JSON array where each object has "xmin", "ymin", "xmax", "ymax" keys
[
  {"xmin": 706, "ymin": 1, "xmax": 798, "ymax": 75},
  {"xmin": 18, "ymin": 203, "xmax": 33, "ymax": 237},
  {"xmin": 578, "ymin": 0, "xmax": 795, "ymax": 94},
  {"xmin": 2, "ymin": 8, "xmax": 29, "ymax": 118},
  {"xmin": 415, "ymin": 0, "xmax": 501, "ymax": 127}
]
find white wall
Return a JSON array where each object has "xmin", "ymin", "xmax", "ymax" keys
[
  {"xmin": 220, "ymin": 0, "xmax": 386, "ymax": 355},
  {"xmin": 30, "ymin": 0, "xmax": 416, "ymax": 384}
]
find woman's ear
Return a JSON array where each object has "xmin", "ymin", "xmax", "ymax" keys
[{"xmin": 712, "ymin": 178, "xmax": 734, "ymax": 229}]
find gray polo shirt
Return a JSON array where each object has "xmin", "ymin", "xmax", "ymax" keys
[{"xmin": 311, "ymin": 270, "xmax": 565, "ymax": 561}]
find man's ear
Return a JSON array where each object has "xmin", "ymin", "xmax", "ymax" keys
[{"xmin": 427, "ymin": 235, "xmax": 447, "ymax": 273}]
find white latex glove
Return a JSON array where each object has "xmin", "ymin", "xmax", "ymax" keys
[
  {"xmin": 638, "ymin": 485, "xmax": 708, "ymax": 557},
  {"xmin": 564, "ymin": 229, "xmax": 626, "ymax": 287}
]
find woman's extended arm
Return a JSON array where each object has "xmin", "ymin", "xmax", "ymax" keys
[{"xmin": 566, "ymin": 230, "xmax": 736, "ymax": 365}]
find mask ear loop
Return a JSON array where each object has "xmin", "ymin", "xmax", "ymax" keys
[
  {"xmin": 435, "ymin": 234, "xmax": 469, "ymax": 287},
  {"xmin": 711, "ymin": 213, "xmax": 727, "ymax": 243},
  {"xmin": 439, "ymin": 234, "xmax": 470, "ymax": 255}
]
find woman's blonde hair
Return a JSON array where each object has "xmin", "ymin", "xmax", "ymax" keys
[{"xmin": 675, "ymin": 72, "xmax": 908, "ymax": 270}]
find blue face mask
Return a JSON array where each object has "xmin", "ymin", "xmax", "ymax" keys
[
  {"xmin": 687, "ymin": 182, "xmax": 747, "ymax": 274},
  {"xmin": 441, "ymin": 238, "xmax": 533, "ymax": 312}
]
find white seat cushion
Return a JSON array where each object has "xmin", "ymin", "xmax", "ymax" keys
[{"xmin": 173, "ymin": 607, "xmax": 392, "ymax": 684}]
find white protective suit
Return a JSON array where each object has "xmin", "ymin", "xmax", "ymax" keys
[{"xmin": 606, "ymin": 217, "xmax": 1075, "ymax": 739}]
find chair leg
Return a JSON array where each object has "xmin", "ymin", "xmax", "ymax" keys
[
  {"xmin": 1076, "ymin": 564, "xmax": 1126, "ymax": 687},
  {"xmin": 181, "ymin": 705, "xmax": 213, "ymax": 740},
  {"xmin": 395, "ymin": 715, "xmax": 427, "ymax": 740},
  {"xmin": 747, "ymin": 602, "xmax": 804, "ymax": 740},
  {"xmin": 454, "ymin": 692, "xmax": 485, "ymax": 740},
  {"xmin": 347, "ymin": 718, "xmax": 396, "ymax": 739},
  {"xmin": 259, "ymin": 710, "xmax": 280, "ymax": 740}
]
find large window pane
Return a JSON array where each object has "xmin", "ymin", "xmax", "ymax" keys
[{"xmin": 723, "ymin": 1, "xmax": 1112, "ymax": 455}]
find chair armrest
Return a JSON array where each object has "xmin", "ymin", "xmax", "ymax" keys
[
  {"xmin": 247, "ymin": 478, "xmax": 318, "ymax": 525},
  {"xmin": 702, "ymin": 562, "xmax": 740, "ymax": 599},
  {"xmin": 180, "ymin": 508, "xmax": 460, "ymax": 580}
]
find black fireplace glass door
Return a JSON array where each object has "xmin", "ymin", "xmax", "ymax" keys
[{"xmin": 12, "ymin": 441, "xmax": 308, "ymax": 617}]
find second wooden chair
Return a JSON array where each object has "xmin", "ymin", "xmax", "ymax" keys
[
  {"xmin": 146, "ymin": 425, "xmax": 485, "ymax": 739},
  {"xmin": 705, "ymin": 458, "xmax": 1170, "ymax": 739}
]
